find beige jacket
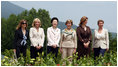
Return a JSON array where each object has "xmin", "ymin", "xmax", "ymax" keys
[
  {"xmin": 60, "ymin": 29, "xmax": 77, "ymax": 48},
  {"xmin": 29, "ymin": 27, "xmax": 45, "ymax": 47},
  {"xmin": 92, "ymin": 28, "xmax": 109, "ymax": 49}
]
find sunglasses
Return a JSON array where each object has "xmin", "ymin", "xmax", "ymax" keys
[{"xmin": 21, "ymin": 22, "xmax": 27, "ymax": 24}]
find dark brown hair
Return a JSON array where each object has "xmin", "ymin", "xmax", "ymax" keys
[{"xmin": 97, "ymin": 20, "xmax": 104, "ymax": 25}]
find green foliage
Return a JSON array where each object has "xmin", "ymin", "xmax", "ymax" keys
[
  {"xmin": 109, "ymin": 33, "xmax": 117, "ymax": 51},
  {"xmin": 2, "ymin": 35, "xmax": 117, "ymax": 66},
  {"xmin": 2, "ymin": 49, "xmax": 14, "ymax": 58},
  {"xmin": 1, "ymin": 14, "xmax": 17, "ymax": 51},
  {"xmin": 1, "ymin": 49, "xmax": 117, "ymax": 66}
]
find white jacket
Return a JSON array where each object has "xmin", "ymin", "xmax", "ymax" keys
[
  {"xmin": 92, "ymin": 28, "xmax": 109, "ymax": 49},
  {"xmin": 29, "ymin": 27, "xmax": 45, "ymax": 47},
  {"xmin": 47, "ymin": 27, "xmax": 61, "ymax": 47}
]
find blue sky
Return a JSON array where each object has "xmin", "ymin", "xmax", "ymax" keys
[{"xmin": 10, "ymin": 1, "xmax": 117, "ymax": 33}]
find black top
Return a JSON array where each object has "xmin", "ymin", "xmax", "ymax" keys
[{"xmin": 13, "ymin": 28, "xmax": 29, "ymax": 49}]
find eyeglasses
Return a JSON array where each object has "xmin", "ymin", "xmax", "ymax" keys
[{"xmin": 21, "ymin": 22, "xmax": 27, "ymax": 24}]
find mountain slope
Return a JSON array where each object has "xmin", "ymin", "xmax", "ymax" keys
[{"xmin": 1, "ymin": 1, "xmax": 25, "ymax": 18}]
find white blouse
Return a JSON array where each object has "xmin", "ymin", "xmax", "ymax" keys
[
  {"xmin": 92, "ymin": 28, "xmax": 109, "ymax": 49},
  {"xmin": 29, "ymin": 27, "xmax": 45, "ymax": 47},
  {"xmin": 47, "ymin": 27, "xmax": 61, "ymax": 47}
]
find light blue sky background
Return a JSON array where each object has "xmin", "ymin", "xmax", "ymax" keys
[{"xmin": 10, "ymin": 1, "xmax": 117, "ymax": 33}]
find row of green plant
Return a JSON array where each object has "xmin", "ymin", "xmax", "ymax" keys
[{"xmin": 1, "ymin": 49, "xmax": 117, "ymax": 66}]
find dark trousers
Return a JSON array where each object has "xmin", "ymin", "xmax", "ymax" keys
[
  {"xmin": 30, "ymin": 46, "xmax": 43, "ymax": 59},
  {"xmin": 16, "ymin": 45, "xmax": 27, "ymax": 58},
  {"xmin": 94, "ymin": 47, "xmax": 106, "ymax": 60},
  {"xmin": 47, "ymin": 46, "xmax": 59, "ymax": 58},
  {"xmin": 77, "ymin": 45, "xmax": 90, "ymax": 59}
]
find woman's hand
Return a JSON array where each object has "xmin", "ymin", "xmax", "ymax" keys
[
  {"xmin": 36, "ymin": 46, "xmax": 42, "ymax": 50},
  {"xmin": 38, "ymin": 46, "xmax": 42, "ymax": 49},
  {"xmin": 84, "ymin": 43, "xmax": 88, "ymax": 48},
  {"xmin": 13, "ymin": 49, "xmax": 16, "ymax": 53},
  {"xmin": 86, "ymin": 41, "xmax": 90, "ymax": 46},
  {"xmin": 73, "ymin": 48, "xmax": 76, "ymax": 53},
  {"xmin": 36, "ymin": 46, "xmax": 39, "ymax": 49},
  {"xmin": 52, "ymin": 44, "xmax": 57, "ymax": 48},
  {"xmin": 60, "ymin": 48, "xmax": 63, "ymax": 53},
  {"xmin": 84, "ymin": 41, "xmax": 90, "ymax": 48},
  {"xmin": 92, "ymin": 48, "xmax": 94, "ymax": 52},
  {"xmin": 106, "ymin": 48, "xmax": 109, "ymax": 52}
]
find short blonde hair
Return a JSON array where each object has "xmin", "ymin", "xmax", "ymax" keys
[
  {"xmin": 32, "ymin": 18, "xmax": 41, "ymax": 27},
  {"xmin": 65, "ymin": 19, "xmax": 73, "ymax": 25}
]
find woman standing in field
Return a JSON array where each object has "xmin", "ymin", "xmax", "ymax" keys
[
  {"xmin": 13, "ymin": 19, "xmax": 29, "ymax": 58},
  {"xmin": 76, "ymin": 16, "xmax": 92, "ymax": 59},
  {"xmin": 47, "ymin": 17, "xmax": 61, "ymax": 59},
  {"xmin": 60, "ymin": 19, "xmax": 77, "ymax": 64},
  {"xmin": 29, "ymin": 18, "xmax": 45, "ymax": 59},
  {"xmin": 92, "ymin": 20, "xmax": 109, "ymax": 60}
]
